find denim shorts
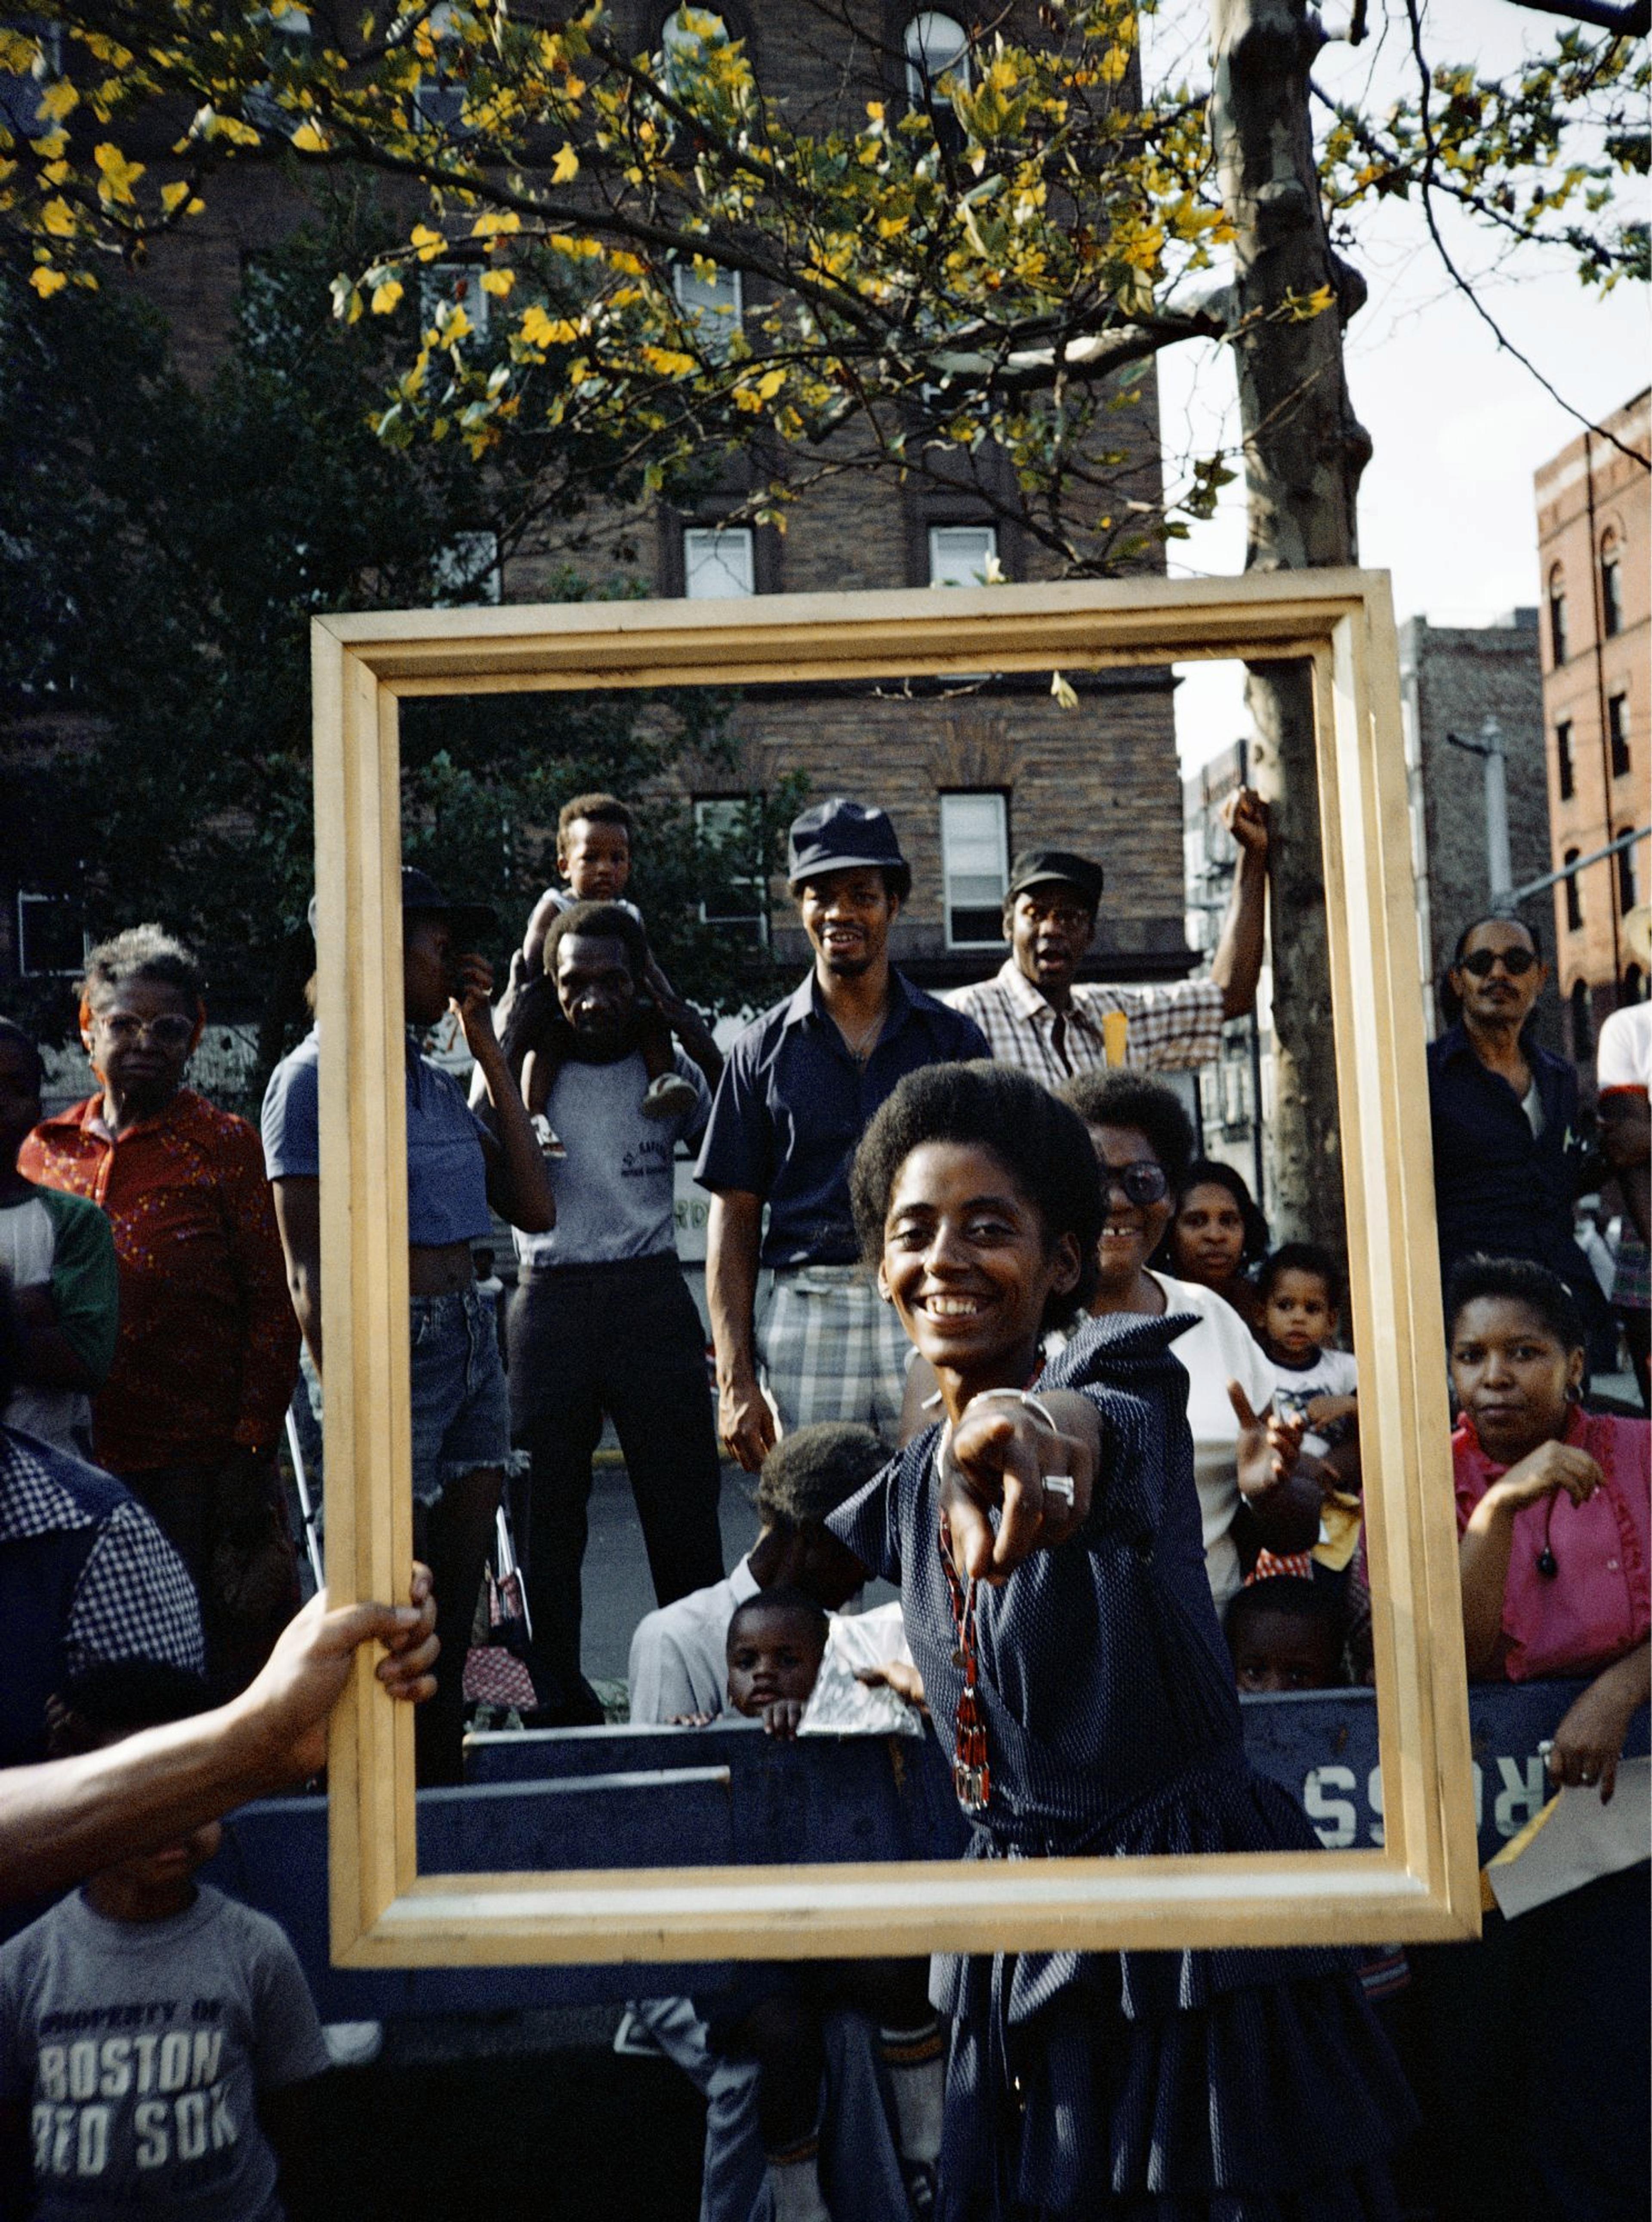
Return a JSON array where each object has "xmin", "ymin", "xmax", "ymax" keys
[{"xmin": 409, "ymin": 1285, "xmax": 511, "ymax": 1508}]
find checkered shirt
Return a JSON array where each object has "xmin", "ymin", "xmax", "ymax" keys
[
  {"xmin": 941, "ymin": 960, "xmax": 1227, "ymax": 1087},
  {"xmin": 0, "ymin": 1429, "xmax": 205, "ymax": 1679}
]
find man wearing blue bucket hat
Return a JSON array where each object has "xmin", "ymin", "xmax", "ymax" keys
[{"xmin": 696, "ymin": 800, "xmax": 988, "ymax": 1469}]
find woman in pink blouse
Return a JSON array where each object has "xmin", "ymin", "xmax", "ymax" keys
[{"xmin": 1451, "ymin": 1254, "xmax": 1650, "ymax": 1801}]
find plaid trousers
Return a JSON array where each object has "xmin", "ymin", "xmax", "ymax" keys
[{"xmin": 757, "ymin": 1265, "xmax": 909, "ymax": 1442}]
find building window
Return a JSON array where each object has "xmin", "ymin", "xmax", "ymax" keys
[
  {"xmin": 1601, "ymin": 534, "xmax": 1623, "ymax": 639},
  {"xmin": 693, "ymin": 796, "xmax": 768, "ymax": 945},
  {"xmin": 940, "ymin": 791, "xmax": 1008, "ymax": 948},
  {"xmin": 1608, "ymin": 693, "xmax": 1630, "ymax": 780},
  {"xmin": 0, "ymin": 26, "xmax": 64, "ymax": 135},
  {"xmin": 1570, "ymin": 978, "xmax": 1593, "ymax": 1061},
  {"xmin": 412, "ymin": 2, "xmax": 471, "ymax": 134},
  {"xmin": 1563, "ymin": 848, "xmax": 1583, "ymax": 933},
  {"xmin": 904, "ymin": 11, "xmax": 969, "ymax": 102},
  {"xmin": 420, "ymin": 262, "xmax": 489, "ymax": 338},
  {"xmin": 673, "ymin": 260, "xmax": 743, "ymax": 356},
  {"xmin": 15, "ymin": 891, "xmax": 85, "ymax": 978},
  {"xmin": 928, "ymin": 524, "xmax": 998, "ymax": 588},
  {"xmin": 1548, "ymin": 567, "xmax": 1568, "ymax": 669},
  {"xmin": 683, "ymin": 526, "xmax": 755, "ymax": 598},
  {"xmin": 1618, "ymin": 829, "xmax": 1639, "ymax": 913},
  {"xmin": 1555, "ymin": 719, "xmax": 1575, "ymax": 801},
  {"xmin": 660, "ymin": 7, "xmax": 730, "ymax": 90},
  {"xmin": 432, "ymin": 531, "xmax": 501, "ymax": 605}
]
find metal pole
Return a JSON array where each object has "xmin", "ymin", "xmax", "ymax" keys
[{"xmin": 1480, "ymin": 717, "xmax": 1513, "ymax": 906}]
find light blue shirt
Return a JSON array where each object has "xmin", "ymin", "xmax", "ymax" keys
[{"xmin": 261, "ymin": 1028, "xmax": 493, "ymax": 1246}]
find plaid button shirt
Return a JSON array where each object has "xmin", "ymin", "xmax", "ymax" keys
[
  {"xmin": 0, "ymin": 1430, "xmax": 205, "ymax": 1679},
  {"xmin": 941, "ymin": 960, "xmax": 1226, "ymax": 1088}
]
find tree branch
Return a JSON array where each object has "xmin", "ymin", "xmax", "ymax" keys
[
  {"xmin": 931, "ymin": 301, "xmax": 1233, "ymax": 393},
  {"xmin": 1402, "ymin": 0, "xmax": 1651, "ymax": 472},
  {"xmin": 1499, "ymin": 0, "xmax": 1649, "ymax": 36}
]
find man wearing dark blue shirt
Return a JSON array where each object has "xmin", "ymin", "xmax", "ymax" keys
[
  {"xmin": 697, "ymin": 800, "xmax": 989, "ymax": 1469},
  {"xmin": 1427, "ymin": 912, "xmax": 1611, "ymax": 1361}
]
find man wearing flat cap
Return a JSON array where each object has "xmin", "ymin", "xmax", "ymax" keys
[
  {"xmin": 942, "ymin": 791, "xmax": 1270, "ymax": 1083},
  {"xmin": 696, "ymin": 799, "xmax": 989, "ymax": 1469}
]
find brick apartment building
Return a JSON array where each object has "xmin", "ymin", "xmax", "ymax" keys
[
  {"xmin": 1534, "ymin": 388, "xmax": 1651, "ymax": 1061},
  {"xmin": 1397, "ymin": 610, "xmax": 1553, "ymax": 1043},
  {"xmin": 3, "ymin": 2, "xmax": 1196, "ymax": 1009}
]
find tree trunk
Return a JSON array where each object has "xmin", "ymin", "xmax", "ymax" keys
[{"xmin": 1208, "ymin": 0, "xmax": 1371, "ymax": 1247}]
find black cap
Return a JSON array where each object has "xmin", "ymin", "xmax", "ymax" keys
[
  {"xmin": 1005, "ymin": 849, "xmax": 1104, "ymax": 911},
  {"xmin": 786, "ymin": 798, "xmax": 911, "ymax": 898},
  {"xmin": 306, "ymin": 866, "xmax": 498, "ymax": 946}
]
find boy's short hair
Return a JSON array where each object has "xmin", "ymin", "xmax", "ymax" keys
[
  {"xmin": 727, "ymin": 1587, "xmax": 829, "ymax": 1657},
  {"xmin": 0, "ymin": 1016, "xmax": 44, "ymax": 1095},
  {"xmin": 755, "ymin": 1422, "xmax": 888, "ymax": 1532},
  {"xmin": 557, "ymin": 792, "xmax": 635, "ymax": 844},
  {"xmin": 48, "ymin": 1660, "xmax": 215, "ymax": 1758},
  {"xmin": 1224, "ymin": 1576, "xmax": 1346, "ymax": 1653},
  {"xmin": 1257, "ymin": 1240, "xmax": 1342, "ymax": 1310},
  {"xmin": 541, "ymin": 899, "xmax": 650, "ymax": 982},
  {"xmin": 1445, "ymin": 1253, "xmax": 1586, "ymax": 1350}
]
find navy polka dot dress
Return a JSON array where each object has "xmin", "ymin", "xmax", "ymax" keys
[{"xmin": 829, "ymin": 1311, "xmax": 1415, "ymax": 2220}]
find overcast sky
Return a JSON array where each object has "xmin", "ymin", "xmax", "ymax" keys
[{"xmin": 1137, "ymin": 0, "xmax": 1652, "ymax": 774}]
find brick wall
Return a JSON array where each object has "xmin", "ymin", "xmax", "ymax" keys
[
  {"xmin": 1533, "ymin": 388, "xmax": 1652, "ymax": 1061},
  {"xmin": 67, "ymin": 2, "xmax": 1194, "ymax": 1000},
  {"xmin": 1398, "ymin": 612, "xmax": 1553, "ymax": 1044}
]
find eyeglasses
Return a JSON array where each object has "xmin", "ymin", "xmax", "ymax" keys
[
  {"xmin": 1102, "ymin": 1160, "xmax": 1170, "ymax": 1206},
  {"xmin": 95, "ymin": 1014, "xmax": 196, "ymax": 1050},
  {"xmin": 1458, "ymin": 946, "xmax": 1538, "ymax": 979}
]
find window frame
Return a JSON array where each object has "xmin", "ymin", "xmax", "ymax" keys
[
  {"xmin": 1563, "ymin": 849, "xmax": 1584, "ymax": 933},
  {"xmin": 1607, "ymin": 693, "xmax": 1630, "ymax": 781},
  {"xmin": 14, "ymin": 889, "xmax": 87, "ymax": 979},
  {"xmin": 682, "ymin": 524, "xmax": 758, "ymax": 600},
  {"xmin": 431, "ymin": 531, "xmax": 502, "ymax": 607},
  {"xmin": 938, "ymin": 789, "xmax": 1011, "ymax": 950},
  {"xmin": 1555, "ymin": 718, "xmax": 1575, "ymax": 803},
  {"xmin": 927, "ymin": 522, "xmax": 999, "ymax": 590},
  {"xmin": 1547, "ymin": 567, "xmax": 1568, "ymax": 669},
  {"xmin": 310, "ymin": 568, "xmax": 1479, "ymax": 1968},
  {"xmin": 693, "ymin": 794, "xmax": 770, "ymax": 946},
  {"xmin": 1600, "ymin": 535, "xmax": 1623, "ymax": 641}
]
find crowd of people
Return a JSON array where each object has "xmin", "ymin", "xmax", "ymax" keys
[{"xmin": 0, "ymin": 780, "xmax": 1646, "ymax": 2222}]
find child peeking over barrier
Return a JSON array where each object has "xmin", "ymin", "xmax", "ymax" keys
[{"xmin": 679, "ymin": 1593, "xmax": 945, "ymax": 2219}]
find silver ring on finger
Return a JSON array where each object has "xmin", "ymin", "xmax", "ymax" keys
[{"xmin": 1044, "ymin": 1475, "xmax": 1075, "ymax": 1508}]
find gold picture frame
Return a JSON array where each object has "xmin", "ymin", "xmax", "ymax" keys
[{"xmin": 313, "ymin": 567, "xmax": 1478, "ymax": 1969}]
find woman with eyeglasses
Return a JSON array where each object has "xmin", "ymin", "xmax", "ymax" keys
[
  {"xmin": 1427, "ymin": 914, "xmax": 1613, "ymax": 1370},
  {"xmin": 21, "ymin": 927, "xmax": 302, "ymax": 1693},
  {"xmin": 1057, "ymin": 1071, "xmax": 1319, "ymax": 1612}
]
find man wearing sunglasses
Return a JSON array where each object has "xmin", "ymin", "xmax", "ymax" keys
[{"xmin": 1427, "ymin": 914, "xmax": 1613, "ymax": 1365}]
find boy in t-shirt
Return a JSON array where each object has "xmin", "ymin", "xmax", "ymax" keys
[
  {"xmin": 0, "ymin": 1019, "xmax": 118, "ymax": 1455},
  {"xmin": 511, "ymin": 794, "xmax": 719, "ymax": 1149},
  {"xmin": 0, "ymin": 1662, "xmax": 328, "ymax": 2222}
]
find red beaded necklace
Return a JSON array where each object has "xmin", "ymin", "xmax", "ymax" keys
[
  {"xmin": 939, "ymin": 1527, "xmax": 989, "ymax": 1814},
  {"xmin": 935, "ymin": 1361, "xmax": 1045, "ymax": 1817}
]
